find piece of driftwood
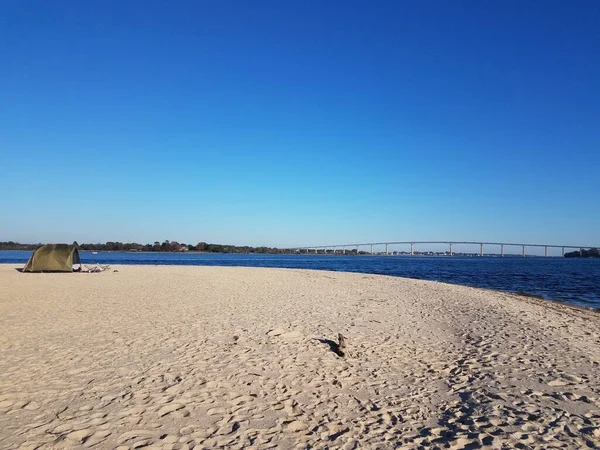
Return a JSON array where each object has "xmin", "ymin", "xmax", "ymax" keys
[
  {"xmin": 316, "ymin": 333, "xmax": 347, "ymax": 357},
  {"xmin": 337, "ymin": 333, "xmax": 346, "ymax": 357}
]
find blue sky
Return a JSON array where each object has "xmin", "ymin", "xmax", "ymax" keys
[{"xmin": 1, "ymin": 1, "xmax": 599, "ymax": 248}]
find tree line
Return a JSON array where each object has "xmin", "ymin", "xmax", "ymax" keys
[
  {"xmin": 0, "ymin": 240, "xmax": 298, "ymax": 254},
  {"xmin": 564, "ymin": 248, "xmax": 600, "ymax": 258}
]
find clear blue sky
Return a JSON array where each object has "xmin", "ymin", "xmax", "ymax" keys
[{"xmin": 1, "ymin": 1, "xmax": 599, "ymax": 248}]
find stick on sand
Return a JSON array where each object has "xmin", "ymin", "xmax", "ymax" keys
[{"xmin": 337, "ymin": 333, "xmax": 346, "ymax": 357}]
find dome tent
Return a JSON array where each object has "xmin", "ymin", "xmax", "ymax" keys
[{"xmin": 23, "ymin": 244, "xmax": 81, "ymax": 273}]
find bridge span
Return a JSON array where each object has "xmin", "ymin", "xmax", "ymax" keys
[{"xmin": 295, "ymin": 241, "xmax": 595, "ymax": 257}]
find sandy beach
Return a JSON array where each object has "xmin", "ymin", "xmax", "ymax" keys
[{"xmin": 1, "ymin": 264, "xmax": 599, "ymax": 449}]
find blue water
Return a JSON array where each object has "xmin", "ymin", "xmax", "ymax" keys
[{"xmin": 2, "ymin": 250, "xmax": 599, "ymax": 309}]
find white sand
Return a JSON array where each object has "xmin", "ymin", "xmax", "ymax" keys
[{"xmin": 1, "ymin": 264, "xmax": 599, "ymax": 449}]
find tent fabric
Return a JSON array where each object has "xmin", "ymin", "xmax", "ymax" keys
[{"xmin": 23, "ymin": 244, "xmax": 81, "ymax": 272}]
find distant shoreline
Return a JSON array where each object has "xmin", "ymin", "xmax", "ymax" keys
[
  {"xmin": 0, "ymin": 249, "xmax": 572, "ymax": 258},
  {"xmin": 2, "ymin": 241, "xmax": 598, "ymax": 257}
]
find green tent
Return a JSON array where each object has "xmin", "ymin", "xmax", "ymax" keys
[{"xmin": 23, "ymin": 244, "xmax": 81, "ymax": 273}]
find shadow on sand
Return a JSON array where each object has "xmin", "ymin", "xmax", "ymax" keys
[{"xmin": 316, "ymin": 338, "xmax": 345, "ymax": 357}]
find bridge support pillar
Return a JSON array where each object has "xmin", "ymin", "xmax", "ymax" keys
[
  {"xmin": 480, "ymin": 243, "xmax": 484, "ymax": 256},
  {"xmin": 562, "ymin": 247, "xmax": 565, "ymax": 257},
  {"xmin": 385, "ymin": 243, "xmax": 389, "ymax": 255},
  {"xmin": 370, "ymin": 244, "xmax": 374, "ymax": 255},
  {"xmin": 356, "ymin": 245, "xmax": 359, "ymax": 254},
  {"xmin": 342, "ymin": 247, "xmax": 345, "ymax": 254},
  {"xmin": 522, "ymin": 245, "xmax": 526, "ymax": 257},
  {"xmin": 501, "ymin": 244, "xmax": 504, "ymax": 257},
  {"xmin": 410, "ymin": 243, "xmax": 414, "ymax": 256},
  {"xmin": 449, "ymin": 243, "xmax": 453, "ymax": 256},
  {"xmin": 580, "ymin": 248, "xmax": 583, "ymax": 257},
  {"xmin": 545, "ymin": 246, "xmax": 548, "ymax": 257}
]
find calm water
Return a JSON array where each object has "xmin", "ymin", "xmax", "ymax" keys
[{"xmin": 2, "ymin": 251, "xmax": 599, "ymax": 309}]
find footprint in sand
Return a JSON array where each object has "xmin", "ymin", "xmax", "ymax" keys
[
  {"xmin": 267, "ymin": 328, "xmax": 303, "ymax": 341},
  {"xmin": 65, "ymin": 429, "xmax": 94, "ymax": 444},
  {"xmin": 157, "ymin": 403, "xmax": 185, "ymax": 417},
  {"xmin": 117, "ymin": 429, "xmax": 161, "ymax": 445},
  {"xmin": 285, "ymin": 420, "xmax": 308, "ymax": 432}
]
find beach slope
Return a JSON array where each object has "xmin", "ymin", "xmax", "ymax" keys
[{"xmin": 1, "ymin": 264, "xmax": 599, "ymax": 449}]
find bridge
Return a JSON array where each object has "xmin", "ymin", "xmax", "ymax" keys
[{"xmin": 295, "ymin": 241, "xmax": 594, "ymax": 257}]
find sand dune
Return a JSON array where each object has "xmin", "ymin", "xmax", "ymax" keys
[{"xmin": 1, "ymin": 264, "xmax": 599, "ymax": 449}]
